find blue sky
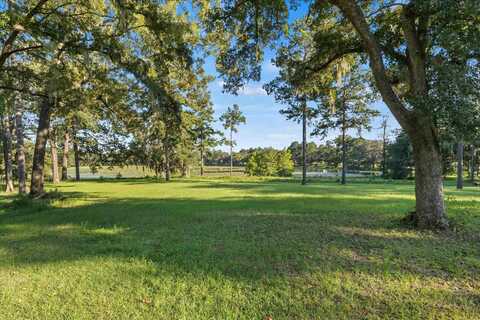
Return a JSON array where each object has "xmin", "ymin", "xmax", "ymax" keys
[{"xmin": 204, "ymin": 54, "xmax": 400, "ymax": 151}]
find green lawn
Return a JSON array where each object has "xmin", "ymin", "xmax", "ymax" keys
[
  {"xmin": 0, "ymin": 178, "xmax": 479, "ymax": 319},
  {"xmin": 66, "ymin": 166, "xmax": 246, "ymax": 179}
]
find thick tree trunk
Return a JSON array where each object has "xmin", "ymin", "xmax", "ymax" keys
[
  {"xmin": 15, "ymin": 101, "xmax": 26, "ymax": 194},
  {"xmin": 408, "ymin": 123, "xmax": 448, "ymax": 229},
  {"xmin": 2, "ymin": 113, "xmax": 14, "ymax": 193},
  {"xmin": 456, "ymin": 141, "xmax": 464, "ymax": 190},
  {"xmin": 30, "ymin": 98, "xmax": 52, "ymax": 196},
  {"xmin": 50, "ymin": 129, "xmax": 60, "ymax": 184},
  {"xmin": 61, "ymin": 131, "xmax": 69, "ymax": 181},
  {"xmin": 301, "ymin": 103, "xmax": 307, "ymax": 185},
  {"xmin": 73, "ymin": 133, "xmax": 80, "ymax": 181}
]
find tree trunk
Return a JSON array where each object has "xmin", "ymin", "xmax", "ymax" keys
[
  {"xmin": 470, "ymin": 145, "xmax": 476, "ymax": 183},
  {"xmin": 50, "ymin": 128, "xmax": 60, "ymax": 184},
  {"xmin": 382, "ymin": 118, "xmax": 388, "ymax": 178},
  {"xmin": 229, "ymin": 128, "xmax": 233, "ymax": 176},
  {"xmin": 341, "ymin": 108, "xmax": 347, "ymax": 185},
  {"xmin": 15, "ymin": 100, "xmax": 26, "ymax": 194},
  {"xmin": 200, "ymin": 144, "xmax": 205, "ymax": 176},
  {"xmin": 181, "ymin": 160, "xmax": 188, "ymax": 178},
  {"xmin": 301, "ymin": 102, "xmax": 307, "ymax": 185},
  {"xmin": 164, "ymin": 144, "xmax": 170, "ymax": 182},
  {"xmin": 73, "ymin": 132, "xmax": 80, "ymax": 181},
  {"xmin": 456, "ymin": 141, "xmax": 464, "ymax": 190},
  {"xmin": 408, "ymin": 123, "xmax": 448, "ymax": 229},
  {"xmin": 61, "ymin": 131, "xmax": 69, "ymax": 181},
  {"xmin": 2, "ymin": 113, "xmax": 14, "ymax": 193},
  {"xmin": 30, "ymin": 97, "xmax": 52, "ymax": 196}
]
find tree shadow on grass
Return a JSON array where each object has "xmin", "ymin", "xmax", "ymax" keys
[
  {"xmin": 1, "ymin": 186, "xmax": 479, "ymax": 318},
  {"xmin": 0, "ymin": 193, "xmax": 478, "ymax": 280}
]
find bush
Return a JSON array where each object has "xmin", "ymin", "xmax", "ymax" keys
[
  {"xmin": 246, "ymin": 149, "xmax": 294, "ymax": 177},
  {"xmin": 276, "ymin": 150, "xmax": 294, "ymax": 177}
]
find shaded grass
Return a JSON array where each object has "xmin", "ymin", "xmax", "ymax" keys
[{"xmin": 0, "ymin": 178, "xmax": 479, "ymax": 319}]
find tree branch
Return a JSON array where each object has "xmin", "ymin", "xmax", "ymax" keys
[
  {"xmin": 400, "ymin": 5, "xmax": 428, "ymax": 95},
  {"xmin": 0, "ymin": 0, "xmax": 49, "ymax": 69},
  {"xmin": 0, "ymin": 85, "xmax": 47, "ymax": 98},
  {"xmin": 4, "ymin": 44, "xmax": 43, "ymax": 56},
  {"xmin": 329, "ymin": 0, "xmax": 411, "ymax": 128},
  {"xmin": 305, "ymin": 46, "xmax": 363, "ymax": 73}
]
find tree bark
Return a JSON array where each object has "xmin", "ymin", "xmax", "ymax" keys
[
  {"xmin": 382, "ymin": 118, "xmax": 388, "ymax": 178},
  {"xmin": 409, "ymin": 123, "xmax": 448, "ymax": 229},
  {"xmin": 50, "ymin": 128, "xmax": 60, "ymax": 184},
  {"xmin": 61, "ymin": 131, "xmax": 69, "ymax": 180},
  {"xmin": 229, "ymin": 128, "xmax": 233, "ymax": 176},
  {"xmin": 73, "ymin": 136, "xmax": 80, "ymax": 181},
  {"xmin": 341, "ymin": 108, "xmax": 347, "ymax": 185},
  {"xmin": 301, "ymin": 101, "xmax": 307, "ymax": 185},
  {"xmin": 457, "ymin": 141, "xmax": 464, "ymax": 190},
  {"xmin": 470, "ymin": 145, "xmax": 476, "ymax": 183},
  {"xmin": 181, "ymin": 160, "xmax": 188, "ymax": 178},
  {"xmin": 2, "ymin": 113, "xmax": 14, "ymax": 193},
  {"xmin": 30, "ymin": 97, "xmax": 52, "ymax": 196},
  {"xmin": 200, "ymin": 144, "xmax": 205, "ymax": 176},
  {"xmin": 164, "ymin": 144, "xmax": 171, "ymax": 182},
  {"xmin": 15, "ymin": 100, "xmax": 26, "ymax": 194}
]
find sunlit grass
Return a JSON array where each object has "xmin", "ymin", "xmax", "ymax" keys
[{"xmin": 0, "ymin": 177, "xmax": 479, "ymax": 319}]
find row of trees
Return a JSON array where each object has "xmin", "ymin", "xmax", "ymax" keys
[
  {"xmin": 0, "ymin": 1, "xmax": 225, "ymax": 196},
  {"xmin": 2, "ymin": 1, "xmax": 480, "ymax": 230}
]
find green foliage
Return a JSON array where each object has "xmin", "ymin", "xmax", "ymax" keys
[
  {"xmin": 219, "ymin": 104, "xmax": 246, "ymax": 134},
  {"xmin": 246, "ymin": 149, "xmax": 294, "ymax": 177},
  {"xmin": 276, "ymin": 150, "xmax": 295, "ymax": 177},
  {"xmin": 387, "ymin": 130, "xmax": 414, "ymax": 179}
]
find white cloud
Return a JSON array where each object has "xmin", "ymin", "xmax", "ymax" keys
[
  {"xmin": 215, "ymin": 80, "xmax": 267, "ymax": 96},
  {"xmin": 265, "ymin": 61, "xmax": 279, "ymax": 73},
  {"xmin": 238, "ymin": 84, "xmax": 267, "ymax": 96}
]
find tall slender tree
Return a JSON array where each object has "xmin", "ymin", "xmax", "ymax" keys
[
  {"xmin": 1, "ymin": 101, "xmax": 14, "ymax": 192},
  {"xmin": 14, "ymin": 96, "xmax": 26, "ymax": 194},
  {"xmin": 313, "ymin": 67, "xmax": 378, "ymax": 185},
  {"xmin": 219, "ymin": 104, "xmax": 246, "ymax": 176}
]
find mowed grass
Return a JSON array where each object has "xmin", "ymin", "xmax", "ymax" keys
[{"xmin": 0, "ymin": 178, "xmax": 479, "ymax": 319}]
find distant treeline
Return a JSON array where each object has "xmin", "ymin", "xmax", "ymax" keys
[{"xmin": 204, "ymin": 130, "xmax": 480, "ymax": 179}]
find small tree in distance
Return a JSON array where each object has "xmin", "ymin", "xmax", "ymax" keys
[
  {"xmin": 219, "ymin": 104, "xmax": 246, "ymax": 176},
  {"xmin": 246, "ymin": 149, "xmax": 294, "ymax": 177}
]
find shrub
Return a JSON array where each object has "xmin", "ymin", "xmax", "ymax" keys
[
  {"xmin": 276, "ymin": 150, "xmax": 294, "ymax": 177},
  {"xmin": 246, "ymin": 149, "xmax": 294, "ymax": 177}
]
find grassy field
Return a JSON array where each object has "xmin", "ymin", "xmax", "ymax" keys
[
  {"xmin": 0, "ymin": 178, "xmax": 479, "ymax": 319},
  {"xmin": 66, "ymin": 166, "xmax": 246, "ymax": 179}
]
